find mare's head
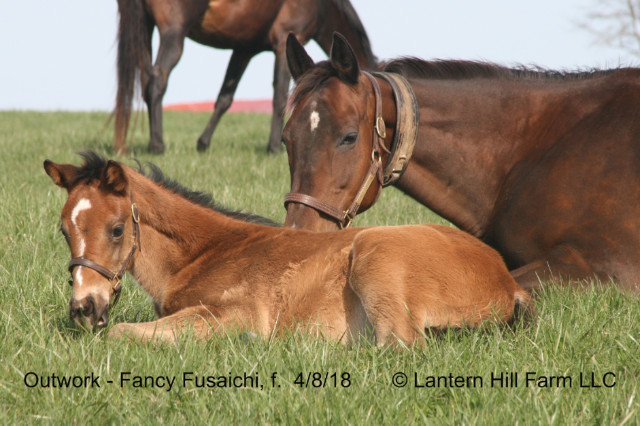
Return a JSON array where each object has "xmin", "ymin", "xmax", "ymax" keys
[
  {"xmin": 44, "ymin": 153, "xmax": 139, "ymax": 329},
  {"xmin": 282, "ymin": 33, "xmax": 386, "ymax": 231}
]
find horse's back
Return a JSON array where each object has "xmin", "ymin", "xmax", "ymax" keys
[
  {"xmin": 348, "ymin": 224, "xmax": 529, "ymax": 344},
  {"xmin": 493, "ymin": 70, "xmax": 640, "ymax": 285}
]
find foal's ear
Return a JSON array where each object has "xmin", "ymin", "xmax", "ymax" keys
[
  {"xmin": 101, "ymin": 160, "xmax": 128, "ymax": 194},
  {"xmin": 44, "ymin": 160, "xmax": 78, "ymax": 190},
  {"xmin": 286, "ymin": 33, "xmax": 314, "ymax": 82},
  {"xmin": 330, "ymin": 32, "xmax": 359, "ymax": 84}
]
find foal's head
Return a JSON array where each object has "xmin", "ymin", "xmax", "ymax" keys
[
  {"xmin": 44, "ymin": 153, "xmax": 138, "ymax": 329},
  {"xmin": 282, "ymin": 33, "xmax": 385, "ymax": 231}
]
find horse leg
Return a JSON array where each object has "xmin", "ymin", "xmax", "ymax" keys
[
  {"xmin": 107, "ymin": 305, "xmax": 218, "ymax": 342},
  {"xmin": 349, "ymin": 274, "xmax": 425, "ymax": 346},
  {"xmin": 196, "ymin": 50, "xmax": 255, "ymax": 152},
  {"xmin": 347, "ymin": 239, "xmax": 426, "ymax": 346},
  {"xmin": 510, "ymin": 244, "xmax": 601, "ymax": 291},
  {"xmin": 146, "ymin": 29, "xmax": 186, "ymax": 154},
  {"xmin": 266, "ymin": 42, "xmax": 291, "ymax": 153}
]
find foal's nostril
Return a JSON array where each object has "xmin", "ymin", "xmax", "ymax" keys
[
  {"xmin": 69, "ymin": 297, "xmax": 95, "ymax": 321},
  {"xmin": 82, "ymin": 298, "xmax": 95, "ymax": 316}
]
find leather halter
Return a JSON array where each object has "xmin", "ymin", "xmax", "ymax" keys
[
  {"xmin": 67, "ymin": 197, "xmax": 141, "ymax": 308},
  {"xmin": 284, "ymin": 71, "xmax": 419, "ymax": 228}
]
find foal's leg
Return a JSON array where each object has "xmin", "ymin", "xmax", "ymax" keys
[
  {"xmin": 145, "ymin": 28, "xmax": 186, "ymax": 154},
  {"xmin": 196, "ymin": 50, "xmax": 256, "ymax": 151},
  {"xmin": 347, "ymin": 245, "xmax": 426, "ymax": 346},
  {"xmin": 107, "ymin": 305, "xmax": 221, "ymax": 343}
]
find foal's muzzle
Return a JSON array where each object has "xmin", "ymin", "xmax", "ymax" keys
[{"xmin": 69, "ymin": 294, "xmax": 110, "ymax": 330}]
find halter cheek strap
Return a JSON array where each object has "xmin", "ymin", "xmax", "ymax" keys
[{"xmin": 67, "ymin": 198, "xmax": 141, "ymax": 308}]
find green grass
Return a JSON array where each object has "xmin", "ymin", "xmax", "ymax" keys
[{"xmin": 0, "ymin": 111, "xmax": 638, "ymax": 424}]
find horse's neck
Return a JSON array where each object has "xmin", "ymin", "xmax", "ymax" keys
[
  {"xmin": 126, "ymin": 176, "xmax": 246, "ymax": 305},
  {"xmin": 396, "ymin": 78, "xmax": 590, "ymax": 237}
]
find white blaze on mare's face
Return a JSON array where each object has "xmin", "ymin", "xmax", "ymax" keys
[
  {"xmin": 309, "ymin": 101, "xmax": 320, "ymax": 132},
  {"xmin": 70, "ymin": 198, "xmax": 91, "ymax": 287}
]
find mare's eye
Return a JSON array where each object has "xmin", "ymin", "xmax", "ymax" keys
[
  {"xmin": 339, "ymin": 132, "xmax": 358, "ymax": 147},
  {"xmin": 111, "ymin": 225, "xmax": 125, "ymax": 239}
]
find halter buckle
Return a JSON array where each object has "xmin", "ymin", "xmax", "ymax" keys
[
  {"xmin": 111, "ymin": 276, "xmax": 122, "ymax": 292},
  {"xmin": 340, "ymin": 211, "xmax": 354, "ymax": 229},
  {"xmin": 131, "ymin": 203, "xmax": 140, "ymax": 223},
  {"xmin": 376, "ymin": 117, "xmax": 386, "ymax": 139}
]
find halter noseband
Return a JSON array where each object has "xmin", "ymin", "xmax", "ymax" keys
[
  {"xmin": 67, "ymin": 197, "xmax": 141, "ymax": 308},
  {"xmin": 284, "ymin": 71, "xmax": 419, "ymax": 228}
]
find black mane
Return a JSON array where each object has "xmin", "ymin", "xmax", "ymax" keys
[
  {"xmin": 289, "ymin": 57, "xmax": 626, "ymax": 111},
  {"xmin": 380, "ymin": 57, "xmax": 622, "ymax": 82},
  {"xmin": 73, "ymin": 151, "xmax": 110, "ymax": 185},
  {"xmin": 74, "ymin": 152, "xmax": 279, "ymax": 227}
]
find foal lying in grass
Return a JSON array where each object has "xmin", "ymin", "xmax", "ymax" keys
[{"xmin": 44, "ymin": 152, "xmax": 531, "ymax": 345}]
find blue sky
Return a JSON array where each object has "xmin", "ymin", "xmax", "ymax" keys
[{"xmin": 1, "ymin": 0, "xmax": 635, "ymax": 110}]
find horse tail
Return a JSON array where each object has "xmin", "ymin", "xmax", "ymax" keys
[
  {"xmin": 115, "ymin": 0, "xmax": 152, "ymax": 152},
  {"xmin": 510, "ymin": 288, "xmax": 536, "ymax": 328}
]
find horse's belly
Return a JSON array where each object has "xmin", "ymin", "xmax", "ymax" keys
[{"xmin": 190, "ymin": 0, "xmax": 283, "ymax": 48}]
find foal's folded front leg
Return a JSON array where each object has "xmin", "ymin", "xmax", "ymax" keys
[{"xmin": 107, "ymin": 305, "xmax": 224, "ymax": 343}]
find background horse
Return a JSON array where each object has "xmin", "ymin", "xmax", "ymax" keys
[
  {"xmin": 114, "ymin": 0, "xmax": 376, "ymax": 154},
  {"xmin": 44, "ymin": 152, "xmax": 530, "ymax": 344},
  {"xmin": 282, "ymin": 33, "xmax": 640, "ymax": 291}
]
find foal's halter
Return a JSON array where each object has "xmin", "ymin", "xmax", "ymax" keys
[
  {"xmin": 284, "ymin": 71, "xmax": 419, "ymax": 228},
  {"xmin": 67, "ymin": 197, "xmax": 141, "ymax": 308}
]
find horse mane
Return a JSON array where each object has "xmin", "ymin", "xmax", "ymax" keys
[
  {"xmin": 74, "ymin": 152, "xmax": 279, "ymax": 227},
  {"xmin": 380, "ymin": 57, "xmax": 623, "ymax": 82},
  {"xmin": 330, "ymin": 0, "xmax": 376, "ymax": 67},
  {"xmin": 288, "ymin": 57, "xmax": 626, "ymax": 112}
]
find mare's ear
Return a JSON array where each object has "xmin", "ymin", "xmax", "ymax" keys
[
  {"xmin": 330, "ymin": 32, "xmax": 359, "ymax": 84},
  {"xmin": 286, "ymin": 33, "xmax": 314, "ymax": 82},
  {"xmin": 101, "ymin": 160, "xmax": 128, "ymax": 194},
  {"xmin": 44, "ymin": 160, "xmax": 78, "ymax": 190}
]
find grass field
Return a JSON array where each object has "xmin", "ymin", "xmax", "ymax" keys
[{"xmin": 0, "ymin": 111, "xmax": 638, "ymax": 424}]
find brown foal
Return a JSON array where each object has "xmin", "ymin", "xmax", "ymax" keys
[{"xmin": 45, "ymin": 153, "xmax": 531, "ymax": 344}]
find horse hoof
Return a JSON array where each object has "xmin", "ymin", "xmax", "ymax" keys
[
  {"xmin": 196, "ymin": 139, "xmax": 210, "ymax": 152},
  {"xmin": 266, "ymin": 145, "xmax": 282, "ymax": 155},
  {"xmin": 149, "ymin": 144, "xmax": 165, "ymax": 155}
]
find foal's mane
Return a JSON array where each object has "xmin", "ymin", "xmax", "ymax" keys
[
  {"xmin": 289, "ymin": 58, "xmax": 624, "ymax": 111},
  {"xmin": 75, "ymin": 152, "xmax": 279, "ymax": 227}
]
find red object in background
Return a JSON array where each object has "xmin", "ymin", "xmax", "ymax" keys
[{"xmin": 163, "ymin": 99, "xmax": 272, "ymax": 113}]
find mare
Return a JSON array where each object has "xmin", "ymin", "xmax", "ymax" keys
[
  {"xmin": 44, "ymin": 152, "xmax": 531, "ymax": 344},
  {"xmin": 114, "ymin": 0, "xmax": 376, "ymax": 154},
  {"xmin": 282, "ymin": 33, "xmax": 640, "ymax": 291}
]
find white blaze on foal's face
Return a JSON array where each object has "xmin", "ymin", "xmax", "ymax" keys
[
  {"xmin": 309, "ymin": 101, "xmax": 320, "ymax": 132},
  {"xmin": 70, "ymin": 198, "xmax": 91, "ymax": 286}
]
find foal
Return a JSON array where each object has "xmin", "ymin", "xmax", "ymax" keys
[{"xmin": 44, "ymin": 153, "xmax": 531, "ymax": 345}]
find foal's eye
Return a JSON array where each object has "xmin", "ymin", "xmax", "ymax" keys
[
  {"xmin": 111, "ymin": 225, "xmax": 125, "ymax": 238},
  {"xmin": 339, "ymin": 132, "xmax": 358, "ymax": 147}
]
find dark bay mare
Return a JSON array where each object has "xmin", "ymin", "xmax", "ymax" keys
[
  {"xmin": 282, "ymin": 33, "xmax": 640, "ymax": 291},
  {"xmin": 44, "ymin": 152, "xmax": 530, "ymax": 344},
  {"xmin": 115, "ymin": 0, "xmax": 376, "ymax": 154}
]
